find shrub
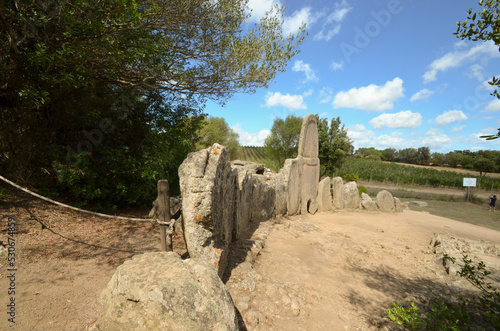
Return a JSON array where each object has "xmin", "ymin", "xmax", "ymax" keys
[
  {"xmin": 343, "ymin": 173, "xmax": 358, "ymax": 182},
  {"xmin": 357, "ymin": 185, "xmax": 367, "ymax": 196},
  {"xmin": 386, "ymin": 255, "xmax": 499, "ymax": 330}
]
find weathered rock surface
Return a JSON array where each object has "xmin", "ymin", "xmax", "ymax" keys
[
  {"xmin": 317, "ymin": 177, "xmax": 332, "ymax": 212},
  {"xmin": 232, "ymin": 160, "xmax": 266, "ymax": 175},
  {"xmin": 430, "ymin": 235, "xmax": 500, "ymax": 282},
  {"xmin": 394, "ymin": 197, "xmax": 403, "ymax": 213},
  {"xmin": 273, "ymin": 172, "xmax": 287, "ymax": 216},
  {"xmin": 376, "ymin": 190, "xmax": 395, "ymax": 212},
  {"xmin": 332, "ymin": 177, "xmax": 344, "ymax": 209},
  {"xmin": 179, "ymin": 143, "xmax": 237, "ymax": 277},
  {"xmin": 361, "ymin": 199, "xmax": 378, "ymax": 211},
  {"xmin": 101, "ymin": 252, "xmax": 238, "ymax": 331},
  {"xmin": 343, "ymin": 181, "xmax": 360, "ymax": 209},
  {"xmin": 297, "ymin": 114, "xmax": 320, "ymax": 215},
  {"xmin": 282, "ymin": 158, "xmax": 301, "ymax": 216}
]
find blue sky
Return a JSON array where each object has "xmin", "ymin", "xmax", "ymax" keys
[{"xmin": 205, "ymin": 0, "xmax": 500, "ymax": 153}]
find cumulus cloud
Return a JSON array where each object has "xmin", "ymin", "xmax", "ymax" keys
[
  {"xmin": 293, "ymin": 60, "xmax": 318, "ymax": 82},
  {"xmin": 265, "ymin": 92, "xmax": 307, "ymax": 110},
  {"xmin": 423, "ymin": 41, "xmax": 499, "ymax": 83},
  {"xmin": 332, "ymin": 77, "xmax": 404, "ymax": 111},
  {"xmin": 370, "ymin": 110, "xmax": 422, "ymax": 130},
  {"xmin": 232, "ymin": 124, "xmax": 271, "ymax": 146},
  {"xmin": 314, "ymin": 0, "xmax": 352, "ymax": 41},
  {"xmin": 483, "ymin": 98, "xmax": 500, "ymax": 112},
  {"xmin": 283, "ymin": 7, "xmax": 320, "ymax": 35},
  {"xmin": 410, "ymin": 88, "xmax": 434, "ymax": 102},
  {"xmin": 434, "ymin": 110, "xmax": 468, "ymax": 127},
  {"xmin": 246, "ymin": 0, "xmax": 280, "ymax": 22}
]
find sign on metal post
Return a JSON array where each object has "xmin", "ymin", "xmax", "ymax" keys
[{"xmin": 463, "ymin": 178, "xmax": 476, "ymax": 203}]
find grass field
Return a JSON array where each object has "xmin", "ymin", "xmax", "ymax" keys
[{"xmin": 408, "ymin": 199, "xmax": 500, "ymax": 232}]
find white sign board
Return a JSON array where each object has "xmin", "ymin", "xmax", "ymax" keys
[{"xmin": 463, "ymin": 178, "xmax": 477, "ymax": 187}]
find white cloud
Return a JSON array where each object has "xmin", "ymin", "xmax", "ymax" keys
[
  {"xmin": 410, "ymin": 88, "xmax": 434, "ymax": 102},
  {"xmin": 293, "ymin": 60, "xmax": 318, "ymax": 82},
  {"xmin": 319, "ymin": 87, "xmax": 333, "ymax": 103},
  {"xmin": 483, "ymin": 98, "xmax": 500, "ymax": 112},
  {"xmin": 370, "ymin": 110, "xmax": 422, "ymax": 130},
  {"xmin": 330, "ymin": 60, "xmax": 344, "ymax": 71},
  {"xmin": 332, "ymin": 77, "xmax": 404, "ymax": 111},
  {"xmin": 314, "ymin": 0, "xmax": 352, "ymax": 41},
  {"xmin": 265, "ymin": 92, "xmax": 307, "ymax": 110},
  {"xmin": 246, "ymin": 0, "xmax": 280, "ymax": 22},
  {"xmin": 468, "ymin": 64, "xmax": 485, "ymax": 82},
  {"xmin": 232, "ymin": 123, "xmax": 270, "ymax": 146},
  {"xmin": 420, "ymin": 134, "xmax": 454, "ymax": 150},
  {"xmin": 435, "ymin": 110, "xmax": 468, "ymax": 127},
  {"xmin": 423, "ymin": 41, "xmax": 500, "ymax": 83},
  {"xmin": 283, "ymin": 7, "xmax": 318, "ymax": 35},
  {"xmin": 450, "ymin": 125, "xmax": 467, "ymax": 133}
]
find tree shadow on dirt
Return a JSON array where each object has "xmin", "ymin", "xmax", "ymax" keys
[{"xmin": 345, "ymin": 264, "xmax": 487, "ymax": 328}]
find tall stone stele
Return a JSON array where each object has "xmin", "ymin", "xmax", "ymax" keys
[{"xmin": 297, "ymin": 114, "xmax": 320, "ymax": 214}]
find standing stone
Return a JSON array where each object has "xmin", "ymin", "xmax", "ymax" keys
[
  {"xmin": 101, "ymin": 252, "xmax": 238, "ymax": 331},
  {"xmin": 343, "ymin": 181, "xmax": 360, "ymax": 209},
  {"xmin": 179, "ymin": 143, "xmax": 237, "ymax": 277},
  {"xmin": 376, "ymin": 190, "xmax": 395, "ymax": 212},
  {"xmin": 394, "ymin": 197, "xmax": 403, "ymax": 213},
  {"xmin": 273, "ymin": 172, "xmax": 287, "ymax": 216},
  {"xmin": 317, "ymin": 177, "xmax": 332, "ymax": 212},
  {"xmin": 332, "ymin": 176, "xmax": 344, "ymax": 209},
  {"xmin": 282, "ymin": 158, "xmax": 301, "ymax": 216},
  {"xmin": 297, "ymin": 114, "xmax": 320, "ymax": 214}
]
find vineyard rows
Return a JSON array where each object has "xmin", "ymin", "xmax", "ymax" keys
[
  {"xmin": 239, "ymin": 146, "xmax": 278, "ymax": 171},
  {"xmin": 337, "ymin": 157, "xmax": 500, "ymax": 190}
]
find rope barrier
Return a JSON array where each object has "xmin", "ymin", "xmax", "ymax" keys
[
  {"xmin": 0, "ymin": 174, "xmax": 154, "ymax": 222},
  {"xmin": 25, "ymin": 208, "xmax": 144, "ymax": 253}
]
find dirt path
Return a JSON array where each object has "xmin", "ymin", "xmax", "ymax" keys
[
  {"xmin": 225, "ymin": 210, "xmax": 500, "ymax": 330},
  {"xmin": 1, "ymin": 191, "xmax": 500, "ymax": 330}
]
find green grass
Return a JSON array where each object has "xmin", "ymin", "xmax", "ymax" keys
[{"xmin": 407, "ymin": 200, "xmax": 500, "ymax": 232}]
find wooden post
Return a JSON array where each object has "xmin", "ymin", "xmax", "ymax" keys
[{"xmin": 157, "ymin": 180, "xmax": 172, "ymax": 252}]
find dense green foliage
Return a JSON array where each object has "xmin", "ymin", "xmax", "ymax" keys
[
  {"xmin": 338, "ymin": 157, "xmax": 500, "ymax": 190},
  {"xmin": 196, "ymin": 117, "xmax": 240, "ymax": 160},
  {"xmin": 355, "ymin": 147, "xmax": 500, "ymax": 176},
  {"xmin": 264, "ymin": 115, "xmax": 303, "ymax": 169},
  {"xmin": 0, "ymin": 0, "xmax": 305, "ymax": 208},
  {"xmin": 317, "ymin": 116, "xmax": 354, "ymax": 177},
  {"xmin": 455, "ymin": 0, "xmax": 500, "ymax": 140}
]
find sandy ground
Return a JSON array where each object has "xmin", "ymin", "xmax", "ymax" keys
[
  {"xmin": 225, "ymin": 210, "xmax": 500, "ymax": 330},
  {"xmin": 0, "ymin": 195, "xmax": 499, "ymax": 330}
]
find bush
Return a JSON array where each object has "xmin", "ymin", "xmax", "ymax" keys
[
  {"xmin": 343, "ymin": 173, "xmax": 358, "ymax": 182},
  {"xmin": 386, "ymin": 255, "xmax": 499, "ymax": 330},
  {"xmin": 357, "ymin": 185, "xmax": 368, "ymax": 196}
]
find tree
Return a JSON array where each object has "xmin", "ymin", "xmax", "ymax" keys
[
  {"xmin": 381, "ymin": 148, "xmax": 397, "ymax": 162},
  {"xmin": 196, "ymin": 117, "xmax": 240, "ymax": 160},
  {"xmin": 455, "ymin": 0, "xmax": 500, "ymax": 140},
  {"xmin": 316, "ymin": 115, "xmax": 353, "ymax": 177},
  {"xmin": 473, "ymin": 156, "xmax": 498, "ymax": 177},
  {"xmin": 0, "ymin": 0, "xmax": 305, "ymax": 207},
  {"xmin": 264, "ymin": 115, "xmax": 303, "ymax": 169}
]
